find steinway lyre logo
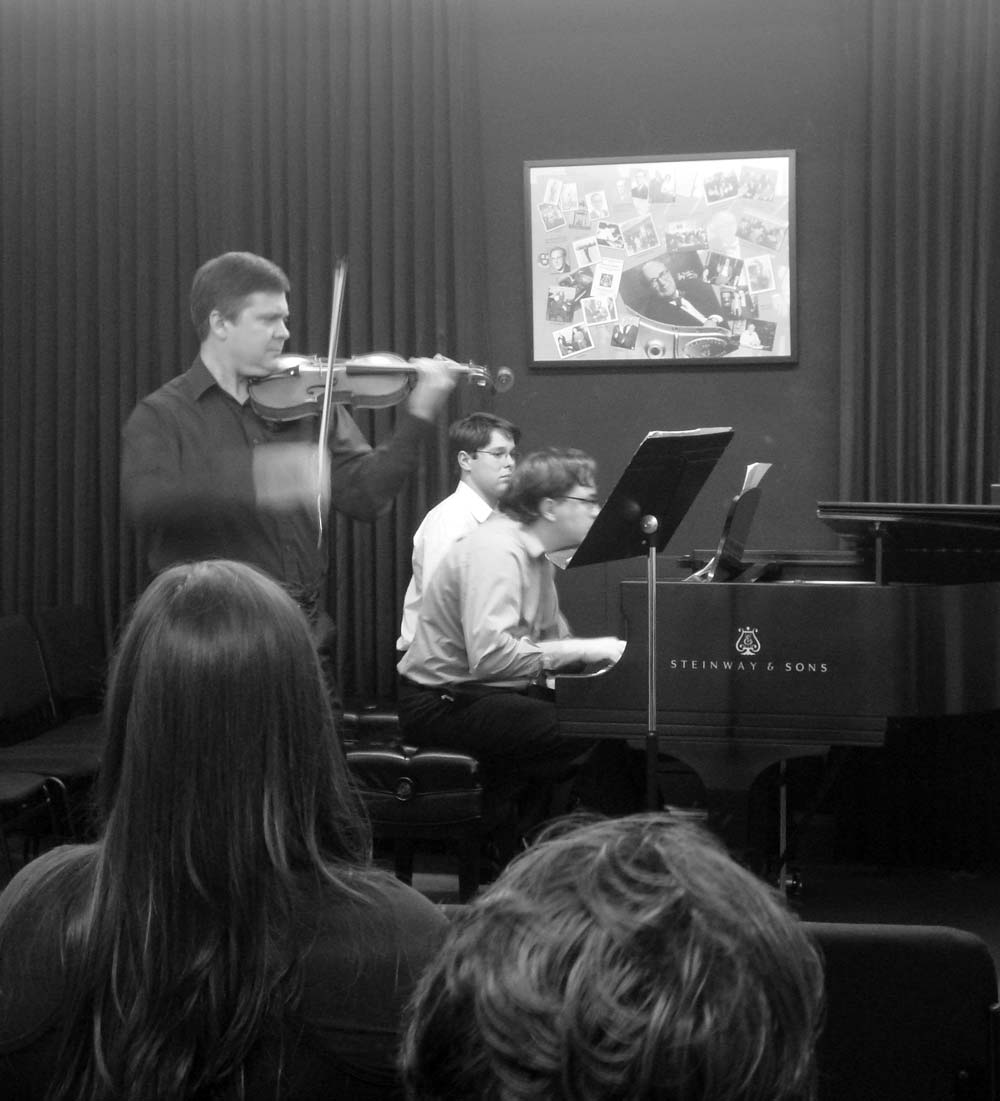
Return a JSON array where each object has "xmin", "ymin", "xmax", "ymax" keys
[{"xmin": 735, "ymin": 626, "xmax": 761, "ymax": 656}]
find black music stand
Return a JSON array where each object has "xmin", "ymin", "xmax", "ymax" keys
[{"xmin": 567, "ymin": 428, "xmax": 733, "ymax": 807}]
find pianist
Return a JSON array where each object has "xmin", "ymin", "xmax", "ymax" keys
[{"xmin": 397, "ymin": 448, "xmax": 626, "ymax": 853}]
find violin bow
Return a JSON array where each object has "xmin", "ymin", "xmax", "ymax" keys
[{"xmin": 316, "ymin": 258, "xmax": 348, "ymax": 547}]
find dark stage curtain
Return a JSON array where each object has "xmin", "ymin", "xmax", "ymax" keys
[
  {"xmin": 0, "ymin": 0, "xmax": 489, "ymax": 701},
  {"xmin": 833, "ymin": 0, "xmax": 1000, "ymax": 867},
  {"xmin": 839, "ymin": 0, "xmax": 1000, "ymax": 502}
]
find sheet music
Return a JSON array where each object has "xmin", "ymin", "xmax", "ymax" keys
[
  {"xmin": 685, "ymin": 461, "xmax": 771, "ymax": 582},
  {"xmin": 741, "ymin": 461, "xmax": 771, "ymax": 493}
]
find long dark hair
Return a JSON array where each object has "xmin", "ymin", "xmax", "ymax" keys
[{"xmin": 23, "ymin": 560, "xmax": 375, "ymax": 1098}]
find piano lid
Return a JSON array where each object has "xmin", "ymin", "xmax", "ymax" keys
[
  {"xmin": 817, "ymin": 501, "xmax": 1000, "ymax": 546},
  {"xmin": 817, "ymin": 502, "xmax": 1000, "ymax": 582}
]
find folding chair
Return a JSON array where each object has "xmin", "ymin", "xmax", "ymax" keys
[{"xmin": 0, "ymin": 614, "xmax": 103, "ymax": 838}]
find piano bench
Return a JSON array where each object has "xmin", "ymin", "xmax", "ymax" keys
[{"xmin": 342, "ymin": 707, "xmax": 483, "ymax": 902}]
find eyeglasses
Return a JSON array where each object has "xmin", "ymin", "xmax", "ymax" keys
[
  {"xmin": 474, "ymin": 448, "xmax": 520, "ymax": 461},
  {"xmin": 560, "ymin": 495, "xmax": 603, "ymax": 511}
]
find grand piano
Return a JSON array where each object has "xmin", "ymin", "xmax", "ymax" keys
[{"xmin": 556, "ymin": 500, "xmax": 1000, "ymax": 846}]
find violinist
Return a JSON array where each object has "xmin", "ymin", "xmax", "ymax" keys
[{"xmin": 121, "ymin": 251, "xmax": 457, "ymax": 700}]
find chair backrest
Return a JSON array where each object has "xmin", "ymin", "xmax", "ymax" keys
[
  {"xmin": 807, "ymin": 921, "xmax": 999, "ymax": 1101},
  {"xmin": 0, "ymin": 615, "xmax": 55, "ymax": 745},
  {"xmin": 33, "ymin": 605, "xmax": 107, "ymax": 718}
]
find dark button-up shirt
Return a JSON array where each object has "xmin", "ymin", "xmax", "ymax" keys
[{"xmin": 121, "ymin": 357, "xmax": 431, "ymax": 601}]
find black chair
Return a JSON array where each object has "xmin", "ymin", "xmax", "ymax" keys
[
  {"xmin": 33, "ymin": 604, "xmax": 107, "ymax": 719},
  {"xmin": 0, "ymin": 770, "xmax": 58, "ymax": 877},
  {"xmin": 807, "ymin": 921, "xmax": 1000, "ymax": 1101},
  {"xmin": 0, "ymin": 614, "xmax": 104, "ymax": 837},
  {"xmin": 342, "ymin": 707, "xmax": 483, "ymax": 901}
]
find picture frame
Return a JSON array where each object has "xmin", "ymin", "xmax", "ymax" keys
[{"xmin": 525, "ymin": 151, "xmax": 796, "ymax": 367}]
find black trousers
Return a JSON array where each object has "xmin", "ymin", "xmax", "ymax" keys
[{"xmin": 397, "ymin": 676, "xmax": 595, "ymax": 841}]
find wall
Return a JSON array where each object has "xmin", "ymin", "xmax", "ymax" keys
[{"xmin": 473, "ymin": 0, "xmax": 854, "ymax": 632}]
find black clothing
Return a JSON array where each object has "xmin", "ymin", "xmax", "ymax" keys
[{"xmin": 121, "ymin": 357, "xmax": 431, "ymax": 602}]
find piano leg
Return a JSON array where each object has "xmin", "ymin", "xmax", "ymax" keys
[
  {"xmin": 660, "ymin": 739, "xmax": 829, "ymax": 862},
  {"xmin": 704, "ymin": 784, "xmax": 755, "ymax": 855}
]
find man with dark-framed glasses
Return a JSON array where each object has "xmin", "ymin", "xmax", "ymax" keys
[
  {"xmin": 397, "ymin": 448, "xmax": 625, "ymax": 858},
  {"xmin": 397, "ymin": 412, "xmax": 521, "ymax": 653}
]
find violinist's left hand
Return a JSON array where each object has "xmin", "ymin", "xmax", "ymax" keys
[{"xmin": 406, "ymin": 355, "xmax": 461, "ymax": 421}]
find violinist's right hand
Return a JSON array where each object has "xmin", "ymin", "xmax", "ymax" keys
[{"xmin": 253, "ymin": 443, "xmax": 330, "ymax": 513}]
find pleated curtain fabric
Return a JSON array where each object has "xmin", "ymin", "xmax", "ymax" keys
[
  {"xmin": 831, "ymin": 0, "xmax": 1000, "ymax": 868},
  {"xmin": 838, "ymin": 0, "xmax": 1000, "ymax": 503}
]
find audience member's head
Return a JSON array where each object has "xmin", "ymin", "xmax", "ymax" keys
[
  {"xmin": 98, "ymin": 558, "xmax": 367, "ymax": 867},
  {"xmin": 402, "ymin": 813, "xmax": 823, "ymax": 1101},
  {"xmin": 501, "ymin": 447, "xmax": 597, "ymax": 523},
  {"xmin": 2, "ymin": 559, "xmax": 372, "ymax": 1098}
]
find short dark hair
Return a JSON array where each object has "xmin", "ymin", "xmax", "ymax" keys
[
  {"xmin": 190, "ymin": 251, "xmax": 290, "ymax": 341},
  {"xmin": 402, "ymin": 814, "xmax": 823, "ymax": 1101},
  {"xmin": 501, "ymin": 447, "xmax": 595, "ymax": 522},
  {"xmin": 448, "ymin": 413, "xmax": 520, "ymax": 467}
]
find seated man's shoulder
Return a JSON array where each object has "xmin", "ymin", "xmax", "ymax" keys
[
  {"xmin": 433, "ymin": 513, "xmax": 518, "ymax": 579},
  {"xmin": 463, "ymin": 512, "xmax": 519, "ymax": 548}
]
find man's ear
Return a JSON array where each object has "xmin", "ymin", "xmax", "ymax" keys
[
  {"xmin": 539, "ymin": 496, "xmax": 558, "ymax": 523},
  {"xmin": 456, "ymin": 450, "xmax": 474, "ymax": 473},
  {"xmin": 208, "ymin": 309, "xmax": 229, "ymax": 340}
]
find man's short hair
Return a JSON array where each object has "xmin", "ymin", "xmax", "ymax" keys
[
  {"xmin": 402, "ymin": 814, "xmax": 823, "ymax": 1101},
  {"xmin": 190, "ymin": 252, "xmax": 290, "ymax": 342},
  {"xmin": 449, "ymin": 413, "xmax": 521, "ymax": 467},
  {"xmin": 501, "ymin": 447, "xmax": 596, "ymax": 523}
]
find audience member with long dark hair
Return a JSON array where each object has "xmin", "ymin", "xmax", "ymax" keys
[
  {"xmin": 402, "ymin": 813, "xmax": 823, "ymax": 1101},
  {"xmin": 0, "ymin": 559, "xmax": 447, "ymax": 1099}
]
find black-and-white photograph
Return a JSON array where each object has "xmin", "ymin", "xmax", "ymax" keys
[
  {"xmin": 745, "ymin": 254, "xmax": 777, "ymax": 294},
  {"xmin": 525, "ymin": 152, "xmax": 795, "ymax": 365},
  {"xmin": 737, "ymin": 212, "xmax": 788, "ymax": 251},
  {"xmin": 581, "ymin": 296, "xmax": 618, "ymax": 326},
  {"xmin": 553, "ymin": 322, "xmax": 594, "ymax": 357}
]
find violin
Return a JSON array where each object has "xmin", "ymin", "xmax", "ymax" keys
[{"xmin": 247, "ymin": 352, "xmax": 514, "ymax": 421}]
